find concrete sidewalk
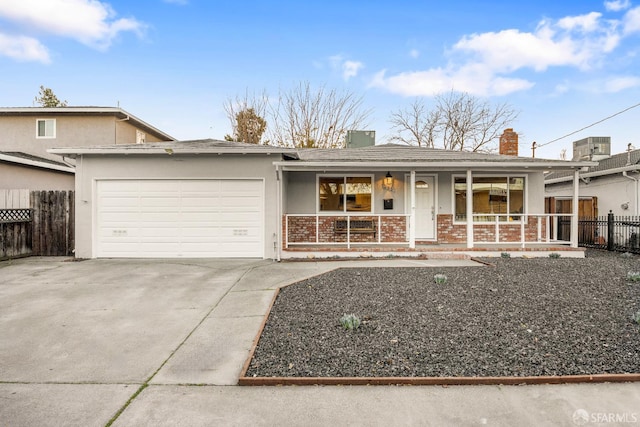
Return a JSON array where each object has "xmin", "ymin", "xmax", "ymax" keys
[{"xmin": 1, "ymin": 256, "xmax": 638, "ymax": 427}]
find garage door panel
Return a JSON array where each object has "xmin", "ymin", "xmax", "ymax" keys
[{"xmin": 97, "ymin": 179, "xmax": 263, "ymax": 258}]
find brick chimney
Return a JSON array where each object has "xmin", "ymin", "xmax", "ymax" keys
[{"xmin": 499, "ymin": 128, "xmax": 518, "ymax": 156}]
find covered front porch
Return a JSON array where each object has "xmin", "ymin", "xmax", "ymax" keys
[{"xmin": 273, "ymin": 144, "xmax": 594, "ymax": 260}]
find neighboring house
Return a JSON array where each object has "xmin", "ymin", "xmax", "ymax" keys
[
  {"xmin": 50, "ymin": 138, "xmax": 594, "ymax": 260},
  {"xmin": 0, "ymin": 106, "xmax": 175, "ymax": 191},
  {"xmin": 545, "ymin": 143, "xmax": 640, "ymax": 217},
  {"xmin": 0, "ymin": 152, "xmax": 74, "ymax": 191}
]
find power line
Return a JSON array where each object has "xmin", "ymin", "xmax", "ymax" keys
[{"xmin": 537, "ymin": 101, "xmax": 640, "ymax": 148}]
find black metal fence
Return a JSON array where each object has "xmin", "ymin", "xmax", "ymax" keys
[{"xmin": 559, "ymin": 212, "xmax": 640, "ymax": 253}]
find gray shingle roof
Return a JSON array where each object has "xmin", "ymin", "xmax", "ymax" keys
[
  {"xmin": 48, "ymin": 139, "xmax": 297, "ymax": 155},
  {"xmin": 545, "ymin": 149, "xmax": 640, "ymax": 181},
  {"xmin": 293, "ymin": 143, "xmax": 575, "ymax": 164},
  {"xmin": 49, "ymin": 140, "xmax": 592, "ymax": 170}
]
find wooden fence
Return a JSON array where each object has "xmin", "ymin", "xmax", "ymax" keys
[{"xmin": 0, "ymin": 190, "xmax": 74, "ymax": 260}]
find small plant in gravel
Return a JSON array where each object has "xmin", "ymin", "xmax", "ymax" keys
[
  {"xmin": 627, "ymin": 271, "xmax": 640, "ymax": 282},
  {"xmin": 433, "ymin": 274, "xmax": 448, "ymax": 284},
  {"xmin": 340, "ymin": 313, "xmax": 361, "ymax": 330},
  {"xmin": 548, "ymin": 252, "xmax": 561, "ymax": 259},
  {"xmin": 501, "ymin": 252, "xmax": 511, "ymax": 259},
  {"xmin": 632, "ymin": 310, "xmax": 640, "ymax": 325}
]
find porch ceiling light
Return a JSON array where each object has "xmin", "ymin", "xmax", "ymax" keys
[{"xmin": 383, "ymin": 171, "xmax": 394, "ymax": 190}]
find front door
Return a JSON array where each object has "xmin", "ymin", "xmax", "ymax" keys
[{"xmin": 414, "ymin": 176, "xmax": 435, "ymax": 239}]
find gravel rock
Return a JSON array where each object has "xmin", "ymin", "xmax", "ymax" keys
[{"xmin": 246, "ymin": 250, "xmax": 640, "ymax": 378}]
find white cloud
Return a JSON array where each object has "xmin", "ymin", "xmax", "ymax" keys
[
  {"xmin": 370, "ymin": 64, "xmax": 533, "ymax": 97},
  {"xmin": 371, "ymin": 9, "xmax": 628, "ymax": 97},
  {"xmin": 342, "ymin": 60, "xmax": 363, "ymax": 80},
  {"xmin": 0, "ymin": 0, "xmax": 146, "ymax": 53},
  {"xmin": 0, "ymin": 32, "xmax": 50, "ymax": 63},
  {"xmin": 605, "ymin": 0, "xmax": 631, "ymax": 12},
  {"xmin": 409, "ymin": 49, "xmax": 420, "ymax": 58},
  {"xmin": 327, "ymin": 55, "xmax": 364, "ymax": 80},
  {"xmin": 623, "ymin": 6, "xmax": 640, "ymax": 33},
  {"xmin": 603, "ymin": 75, "xmax": 640, "ymax": 91},
  {"xmin": 163, "ymin": 0, "xmax": 189, "ymax": 5}
]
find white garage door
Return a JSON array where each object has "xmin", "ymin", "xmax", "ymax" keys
[{"xmin": 96, "ymin": 179, "xmax": 264, "ymax": 258}]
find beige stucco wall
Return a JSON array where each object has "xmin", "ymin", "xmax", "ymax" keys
[
  {"xmin": 0, "ymin": 162, "xmax": 74, "ymax": 190},
  {"xmin": 74, "ymin": 154, "xmax": 280, "ymax": 259},
  {"xmin": 115, "ymin": 120, "xmax": 166, "ymax": 144},
  {"xmin": 1, "ymin": 115, "xmax": 168, "ymax": 161}
]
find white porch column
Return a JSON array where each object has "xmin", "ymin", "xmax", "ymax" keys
[
  {"xmin": 571, "ymin": 169, "xmax": 579, "ymax": 248},
  {"xmin": 466, "ymin": 169, "xmax": 474, "ymax": 248},
  {"xmin": 409, "ymin": 170, "xmax": 416, "ymax": 249},
  {"xmin": 276, "ymin": 165, "xmax": 283, "ymax": 261}
]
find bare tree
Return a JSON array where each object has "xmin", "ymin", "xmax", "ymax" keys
[
  {"xmin": 387, "ymin": 91, "xmax": 518, "ymax": 152},
  {"xmin": 34, "ymin": 86, "xmax": 67, "ymax": 107},
  {"xmin": 267, "ymin": 81, "xmax": 371, "ymax": 148},
  {"xmin": 388, "ymin": 98, "xmax": 440, "ymax": 147},
  {"xmin": 224, "ymin": 90, "xmax": 269, "ymax": 144},
  {"xmin": 437, "ymin": 91, "xmax": 518, "ymax": 152}
]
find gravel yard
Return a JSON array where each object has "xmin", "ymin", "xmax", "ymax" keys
[{"xmin": 245, "ymin": 250, "xmax": 640, "ymax": 378}]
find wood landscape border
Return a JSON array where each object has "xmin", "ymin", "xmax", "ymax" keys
[{"xmin": 238, "ymin": 285, "xmax": 640, "ymax": 387}]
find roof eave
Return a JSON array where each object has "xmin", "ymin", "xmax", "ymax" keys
[
  {"xmin": 545, "ymin": 164, "xmax": 640, "ymax": 184},
  {"xmin": 48, "ymin": 147, "xmax": 297, "ymax": 157},
  {"xmin": 0, "ymin": 153, "xmax": 75, "ymax": 173}
]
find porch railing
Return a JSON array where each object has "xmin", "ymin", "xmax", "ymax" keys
[
  {"xmin": 285, "ymin": 213, "xmax": 573, "ymax": 249},
  {"xmin": 470, "ymin": 213, "xmax": 572, "ymax": 247},
  {"xmin": 285, "ymin": 214, "xmax": 410, "ymax": 249}
]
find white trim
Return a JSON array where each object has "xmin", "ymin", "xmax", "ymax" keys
[
  {"xmin": 466, "ymin": 170, "xmax": 473, "ymax": 248},
  {"xmin": 316, "ymin": 173, "xmax": 375, "ymax": 214},
  {"xmin": 36, "ymin": 118, "xmax": 56, "ymax": 139},
  {"xmin": 0, "ymin": 152, "xmax": 74, "ymax": 173}
]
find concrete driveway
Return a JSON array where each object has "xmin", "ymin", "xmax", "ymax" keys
[{"xmin": 1, "ymin": 256, "xmax": 639, "ymax": 427}]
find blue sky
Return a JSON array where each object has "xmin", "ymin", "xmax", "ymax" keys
[{"xmin": 1, "ymin": 0, "xmax": 639, "ymax": 159}]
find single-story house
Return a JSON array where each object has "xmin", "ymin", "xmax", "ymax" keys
[{"xmin": 49, "ymin": 139, "xmax": 595, "ymax": 260}]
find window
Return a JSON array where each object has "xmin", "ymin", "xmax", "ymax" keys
[
  {"xmin": 36, "ymin": 119, "xmax": 56, "ymax": 138},
  {"xmin": 319, "ymin": 176, "xmax": 372, "ymax": 212},
  {"xmin": 454, "ymin": 176, "xmax": 524, "ymax": 222},
  {"xmin": 136, "ymin": 130, "xmax": 146, "ymax": 144}
]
